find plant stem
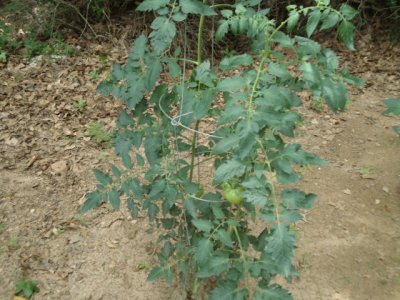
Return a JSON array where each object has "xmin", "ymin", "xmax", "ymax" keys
[
  {"xmin": 189, "ymin": 4, "xmax": 207, "ymax": 182},
  {"xmin": 189, "ymin": 121, "xmax": 200, "ymax": 182},
  {"xmin": 197, "ymin": 13, "xmax": 206, "ymax": 64}
]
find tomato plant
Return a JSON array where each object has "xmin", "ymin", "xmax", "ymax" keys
[{"xmin": 82, "ymin": 0, "xmax": 361, "ymax": 298}]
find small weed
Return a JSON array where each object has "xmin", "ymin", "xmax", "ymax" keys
[
  {"xmin": 0, "ymin": 50, "xmax": 6, "ymax": 62},
  {"xmin": 99, "ymin": 53, "xmax": 108, "ymax": 65},
  {"xmin": 90, "ymin": 70, "xmax": 100, "ymax": 79},
  {"xmin": 99, "ymin": 151, "xmax": 110, "ymax": 162},
  {"xmin": 8, "ymin": 237, "xmax": 20, "ymax": 250},
  {"xmin": 311, "ymin": 96, "xmax": 325, "ymax": 112},
  {"xmin": 89, "ymin": 122, "xmax": 112, "ymax": 143},
  {"xmin": 74, "ymin": 99, "xmax": 87, "ymax": 111},
  {"xmin": 0, "ymin": 223, "xmax": 6, "ymax": 235},
  {"xmin": 15, "ymin": 279, "xmax": 40, "ymax": 299},
  {"xmin": 358, "ymin": 166, "xmax": 371, "ymax": 176},
  {"xmin": 134, "ymin": 261, "xmax": 153, "ymax": 272},
  {"xmin": 14, "ymin": 72, "xmax": 24, "ymax": 82},
  {"xmin": 73, "ymin": 213, "xmax": 86, "ymax": 224},
  {"xmin": 299, "ymin": 253, "xmax": 312, "ymax": 268}
]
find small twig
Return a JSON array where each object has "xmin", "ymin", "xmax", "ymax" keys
[{"xmin": 54, "ymin": 0, "xmax": 99, "ymax": 38}]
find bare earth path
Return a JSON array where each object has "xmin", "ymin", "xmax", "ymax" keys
[{"xmin": 0, "ymin": 40, "xmax": 399, "ymax": 299}]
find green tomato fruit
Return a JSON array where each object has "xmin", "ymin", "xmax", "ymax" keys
[{"xmin": 224, "ymin": 188, "xmax": 244, "ymax": 205}]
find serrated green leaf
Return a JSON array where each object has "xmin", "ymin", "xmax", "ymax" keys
[
  {"xmin": 126, "ymin": 79, "xmax": 146, "ymax": 110},
  {"xmin": 128, "ymin": 34, "xmax": 148, "ymax": 62},
  {"xmin": 122, "ymin": 178, "xmax": 144, "ymax": 201},
  {"xmin": 323, "ymin": 49, "xmax": 339, "ymax": 71},
  {"xmin": 281, "ymin": 210, "xmax": 303, "ymax": 223},
  {"xmin": 213, "ymin": 135, "xmax": 239, "ymax": 155},
  {"xmin": 166, "ymin": 58, "xmax": 181, "ymax": 77},
  {"xmin": 145, "ymin": 57, "xmax": 162, "ymax": 90},
  {"xmin": 282, "ymin": 189, "xmax": 316, "ymax": 210},
  {"xmin": 192, "ymin": 219, "xmax": 213, "ymax": 233},
  {"xmin": 195, "ymin": 238, "xmax": 213, "ymax": 264},
  {"xmin": 320, "ymin": 11, "xmax": 339, "ymax": 30},
  {"xmin": 147, "ymin": 266, "xmax": 164, "ymax": 281},
  {"xmin": 211, "ymin": 203, "xmax": 225, "ymax": 219},
  {"xmin": 108, "ymin": 187, "xmax": 120, "ymax": 210},
  {"xmin": 193, "ymin": 89, "xmax": 218, "ymax": 120},
  {"xmin": 218, "ymin": 75, "xmax": 247, "ymax": 92},
  {"xmin": 209, "ymin": 280, "xmax": 238, "ymax": 300},
  {"xmin": 150, "ymin": 17, "xmax": 177, "ymax": 53},
  {"xmin": 93, "ymin": 168, "xmax": 112, "ymax": 185},
  {"xmin": 214, "ymin": 159, "xmax": 248, "ymax": 184},
  {"xmin": 338, "ymin": 20, "xmax": 355, "ymax": 51},
  {"xmin": 149, "ymin": 178, "xmax": 166, "ymax": 199},
  {"xmin": 195, "ymin": 60, "xmax": 217, "ymax": 87},
  {"xmin": 172, "ymin": 11, "xmax": 187, "ymax": 22},
  {"xmin": 221, "ymin": 9, "xmax": 233, "ymax": 18},
  {"xmin": 136, "ymin": 153, "xmax": 145, "ymax": 166},
  {"xmin": 269, "ymin": 62, "xmax": 291, "ymax": 81},
  {"xmin": 116, "ymin": 110, "xmax": 134, "ymax": 128},
  {"xmin": 219, "ymin": 102, "xmax": 245, "ymax": 125},
  {"xmin": 197, "ymin": 255, "xmax": 230, "ymax": 278},
  {"xmin": 236, "ymin": 120, "xmax": 259, "ymax": 159},
  {"xmin": 254, "ymin": 284, "xmax": 293, "ymax": 300},
  {"xmin": 216, "ymin": 21, "xmax": 229, "ymax": 42},
  {"xmin": 180, "ymin": 0, "xmax": 216, "ymax": 16},
  {"xmin": 306, "ymin": 10, "xmax": 321, "ymax": 37},
  {"xmin": 257, "ymin": 86, "xmax": 302, "ymax": 110},
  {"xmin": 287, "ymin": 11, "xmax": 300, "ymax": 32},
  {"xmin": 144, "ymin": 200, "xmax": 160, "ymax": 220},
  {"xmin": 265, "ymin": 225, "xmax": 296, "ymax": 277},
  {"xmin": 340, "ymin": 3, "xmax": 358, "ymax": 21},
  {"xmin": 383, "ymin": 98, "xmax": 400, "ymax": 115},
  {"xmin": 144, "ymin": 135, "xmax": 162, "ymax": 166},
  {"xmin": 322, "ymin": 78, "xmax": 348, "ymax": 112},
  {"xmin": 81, "ymin": 191, "xmax": 102, "ymax": 212},
  {"xmin": 295, "ymin": 36, "xmax": 321, "ymax": 57},
  {"xmin": 157, "ymin": 6, "xmax": 169, "ymax": 15},
  {"xmin": 111, "ymin": 165, "xmax": 122, "ymax": 178},
  {"xmin": 220, "ymin": 54, "xmax": 253, "ymax": 71},
  {"xmin": 137, "ymin": 0, "xmax": 170, "ymax": 11},
  {"xmin": 273, "ymin": 31, "xmax": 294, "ymax": 48},
  {"xmin": 341, "ymin": 66, "xmax": 365, "ymax": 86},
  {"xmin": 301, "ymin": 62, "xmax": 322, "ymax": 89},
  {"xmin": 216, "ymin": 229, "xmax": 234, "ymax": 248},
  {"xmin": 163, "ymin": 184, "xmax": 178, "ymax": 213},
  {"xmin": 115, "ymin": 135, "xmax": 133, "ymax": 169},
  {"xmin": 244, "ymin": 190, "xmax": 267, "ymax": 206}
]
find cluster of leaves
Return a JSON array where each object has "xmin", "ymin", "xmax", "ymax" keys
[
  {"xmin": 0, "ymin": 20, "xmax": 75, "ymax": 60},
  {"xmin": 83, "ymin": 0, "xmax": 360, "ymax": 298},
  {"xmin": 383, "ymin": 98, "xmax": 400, "ymax": 134},
  {"xmin": 0, "ymin": 1, "xmax": 77, "ymax": 61},
  {"xmin": 0, "ymin": 20, "xmax": 20, "ymax": 62},
  {"xmin": 15, "ymin": 279, "xmax": 40, "ymax": 299},
  {"xmin": 89, "ymin": 122, "xmax": 113, "ymax": 143}
]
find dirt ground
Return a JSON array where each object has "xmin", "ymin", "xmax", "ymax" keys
[{"xmin": 0, "ymin": 36, "xmax": 399, "ymax": 300}]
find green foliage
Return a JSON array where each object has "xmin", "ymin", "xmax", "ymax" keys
[
  {"xmin": 74, "ymin": 99, "xmax": 88, "ymax": 111},
  {"xmin": 89, "ymin": 122, "xmax": 113, "ymax": 143},
  {"xmin": 83, "ymin": 0, "xmax": 359, "ymax": 298},
  {"xmin": 0, "ymin": 21, "xmax": 20, "ymax": 62},
  {"xmin": 15, "ymin": 279, "xmax": 40, "ymax": 299},
  {"xmin": 383, "ymin": 98, "xmax": 400, "ymax": 134}
]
